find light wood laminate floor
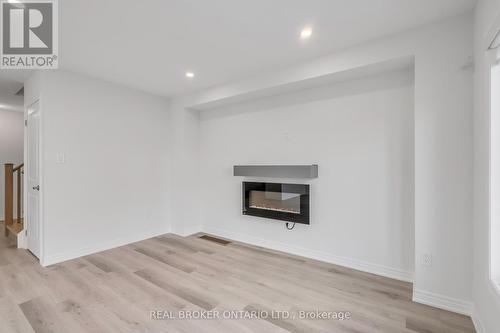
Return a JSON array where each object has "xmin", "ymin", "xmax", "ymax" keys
[{"xmin": 0, "ymin": 231, "xmax": 475, "ymax": 333}]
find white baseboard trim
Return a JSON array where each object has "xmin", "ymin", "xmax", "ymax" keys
[
  {"xmin": 412, "ymin": 289, "xmax": 473, "ymax": 316},
  {"xmin": 202, "ymin": 226, "xmax": 413, "ymax": 283},
  {"xmin": 41, "ymin": 228, "xmax": 170, "ymax": 266},
  {"xmin": 471, "ymin": 307, "xmax": 487, "ymax": 333}
]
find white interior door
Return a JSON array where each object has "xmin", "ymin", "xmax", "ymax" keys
[{"xmin": 27, "ymin": 102, "xmax": 40, "ymax": 258}]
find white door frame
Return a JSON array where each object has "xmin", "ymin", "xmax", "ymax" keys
[
  {"xmin": 20, "ymin": 99, "xmax": 44, "ymax": 264},
  {"xmin": 486, "ymin": 11, "xmax": 500, "ymax": 298}
]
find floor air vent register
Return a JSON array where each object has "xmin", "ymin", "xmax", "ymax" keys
[{"xmin": 199, "ymin": 235, "xmax": 231, "ymax": 245}]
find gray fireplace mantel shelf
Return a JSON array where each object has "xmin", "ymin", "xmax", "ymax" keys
[{"xmin": 233, "ymin": 165, "xmax": 318, "ymax": 179}]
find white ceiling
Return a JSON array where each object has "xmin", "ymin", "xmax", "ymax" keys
[{"xmin": 0, "ymin": 0, "xmax": 477, "ymax": 98}]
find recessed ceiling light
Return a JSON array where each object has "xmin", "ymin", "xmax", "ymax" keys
[
  {"xmin": 300, "ymin": 26, "xmax": 312, "ymax": 40},
  {"xmin": 185, "ymin": 71, "xmax": 194, "ymax": 78}
]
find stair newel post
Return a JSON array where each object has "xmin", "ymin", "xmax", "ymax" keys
[{"xmin": 4, "ymin": 163, "xmax": 13, "ymax": 236}]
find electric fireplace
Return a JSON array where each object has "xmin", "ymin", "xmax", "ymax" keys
[{"xmin": 242, "ymin": 182, "xmax": 310, "ymax": 224}]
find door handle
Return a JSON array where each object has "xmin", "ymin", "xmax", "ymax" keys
[{"xmin": 32, "ymin": 185, "xmax": 40, "ymax": 191}]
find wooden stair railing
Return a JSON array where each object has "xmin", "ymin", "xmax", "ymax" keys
[{"xmin": 4, "ymin": 163, "xmax": 24, "ymax": 236}]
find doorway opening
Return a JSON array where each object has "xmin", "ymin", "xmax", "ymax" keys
[{"xmin": 0, "ymin": 80, "xmax": 25, "ymax": 250}]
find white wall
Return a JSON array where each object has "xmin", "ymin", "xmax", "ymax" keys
[
  {"xmin": 169, "ymin": 100, "xmax": 201, "ymax": 236},
  {"xmin": 0, "ymin": 109, "xmax": 24, "ymax": 220},
  {"xmin": 199, "ymin": 70, "xmax": 415, "ymax": 280},
  {"xmin": 24, "ymin": 70, "xmax": 171, "ymax": 265},
  {"xmin": 473, "ymin": 1, "xmax": 500, "ymax": 332},
  {"xmin": 171, "ymin": 13, "xmax": 474, "ymax": 315}
]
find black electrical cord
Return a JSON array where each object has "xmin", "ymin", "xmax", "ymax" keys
[{"xmin": 285, "ymin": 222, "xmax": 296, "ymax": 230}]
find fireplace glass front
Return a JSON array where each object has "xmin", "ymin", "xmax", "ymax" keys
[{"xmin": 242, "ymin": 182, "xmax": 310, "ymax": 224}]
